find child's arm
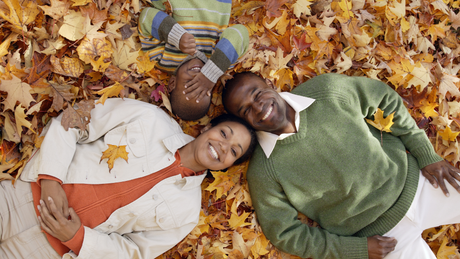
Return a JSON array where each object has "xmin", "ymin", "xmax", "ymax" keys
[
  {"xmin": 138, "ymin": 7, "xmax": 195, "ymax": 55},
  {"xmin": 184, "ymin": 25, "xmax": 250, "ymax": 102}
]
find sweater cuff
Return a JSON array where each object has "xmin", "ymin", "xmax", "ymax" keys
[
  {"xmin": 201, "ymin": 60, "xmax": 224, "ymax": 84},
  {"xmin": 168, "ymin": 24, "xmax": 187, "ymax": 49},
  {"xmin": 411, "ymin": 144, "xmax": 444, "ymax": 169},
  {"xmin": 37, "ymin": 175, "xmax": 63, "ymax": 186},
  {"xmin": 342, "ymin": 236, "xmax": 369, "ymax": 259},
  {"xmin": 62, "ymin": 224, "xmax": 84, "ymax": 255}
]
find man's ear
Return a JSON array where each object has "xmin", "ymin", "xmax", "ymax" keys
[
  {"xmin": 265, "ymin": 78, "xmax": 276, "ymax": 90},
  {"xmin": 168, "ymin": 75, "xmax": 176, "ymax": 93},
  {"xmin": 200, "ymin": 123, "xmax": 212, "ymax": 134}
]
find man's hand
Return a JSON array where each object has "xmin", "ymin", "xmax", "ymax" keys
[
  {"xmin": 41, "ymin": 179, "xmax": 70, "ymax": 218},
  {"xmin": 183, "ymin": 72, "xmax": 214, "ymax": 103},
  {"xmin": 179, "ymin": 33, "xmax": 196, "ymax": 56},
  {"xmin": 38, "ymin": 197, "xmax": 81, "ymax": 242},
  {"xmin": 421, "ymin": 160, "xmax": 460, "ymax": 197},
  {"xmin": 367, "ymin": 235, "xmax": 397, "ymax": 259}
]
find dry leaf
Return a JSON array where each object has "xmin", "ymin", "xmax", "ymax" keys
[{"xmin": 100, "ymin": 144, "xmax": 129, "ymax": 172}]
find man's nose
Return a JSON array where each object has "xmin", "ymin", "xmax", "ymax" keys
[{"xmin": 253, "ymin": 100, "xmax": 263, "ymax": 113}]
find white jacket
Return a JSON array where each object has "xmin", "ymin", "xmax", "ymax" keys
[{"xmin": 21, "ymin": 98, "xmax": 206, "ymax": 259}]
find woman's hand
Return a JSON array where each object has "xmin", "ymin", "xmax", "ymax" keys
[
  {"xmin": 183, "ymin": 72, "xmax": 214, "ymax": 103},
  {"xmin": 38, "ymin": 197, "xmax": 81, "ymax": 242},
  {"xmin": 367, "ymin": 235, "xmax": 397, "ymax": 259},
  {"xmin": 421, "ymin": 160, "xmax": 460, "ymax": 196},
  {"xmin": 41, "ymin": 179, "xmax": 70, "ymax": 218},
  {"xmin": 179, "ymin": 33, "xmax": 196, "ymax": 56}
]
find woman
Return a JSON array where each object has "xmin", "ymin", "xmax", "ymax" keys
[{"xmin": 0, "ymin": 98, "xmax": 257, "ymax": 259}]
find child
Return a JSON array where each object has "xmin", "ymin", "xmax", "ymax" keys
[{"xmin": 138, "ymin": 0, "xmax": 249, "ymax": 120}]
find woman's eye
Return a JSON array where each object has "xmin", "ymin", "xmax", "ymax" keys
[
  {"xmin": 232, "ymin": 149, "xmax": 237, "ymax": 157},
  {"xmin": 221, "ymin": 130, "xmax": 227, "ymax": 138}
]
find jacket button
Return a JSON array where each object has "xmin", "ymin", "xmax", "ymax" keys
[
  {"xmin": 159, "ymin": 218, "xmax": 165, "ymax": 223},
  {"xmin": 152, "ymin": 194, "xmax": 159, "ymax": 200},
  {"xmin": 129, "ymin": 138, "xmax": 136, "ymax": 144},
  {"xmin": 108, "ymin": 224, "xmax": 113, "ymax": 229}
]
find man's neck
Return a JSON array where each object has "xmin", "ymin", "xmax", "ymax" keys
[{"xmin": 273, "ymin": 102, "xmax": 297, "ymax": 135}]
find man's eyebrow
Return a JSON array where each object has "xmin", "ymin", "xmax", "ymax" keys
[
  {"xmin": 226, "ymin": 125, "xmax": 244, "ymax": 154},
  {"xmin": 236, "ymin": 88, "xmax": 256, "ymax": 115}
]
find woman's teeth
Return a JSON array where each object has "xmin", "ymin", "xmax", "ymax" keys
[{"xmin": 210, "ymin": 145, "xmax": 219, "ymax": 160}]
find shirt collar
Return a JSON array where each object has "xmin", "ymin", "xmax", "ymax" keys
[
  {"xmin": 162, "ymin": 133, "xmax": 195, "ymax": 154},
  {"xmin": 257, "ymin": 92, "xmax": 315, "ymax": 158}
]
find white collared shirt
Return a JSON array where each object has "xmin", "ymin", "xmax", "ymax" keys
[{"xmin": 256, "ymin": 92, "xmax": 315, "ymax": 158}]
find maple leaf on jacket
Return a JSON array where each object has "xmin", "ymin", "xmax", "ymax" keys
[{"xmin": 100, "ymin": 144, "xmax": 129, "ymax": 172}]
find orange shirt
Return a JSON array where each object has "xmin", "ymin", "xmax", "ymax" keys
[{"xmin": 31, "ymin": 152, "xmax": 200, "ymax": 256}]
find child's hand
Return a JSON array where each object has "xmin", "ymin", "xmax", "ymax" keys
[
  {"xmin": 179, "ymin": 33, "xmax": 196, "ymax": 56},
  {"xmin": 183, "ymin": 72, "xmax": 214, "ymax": 103}
]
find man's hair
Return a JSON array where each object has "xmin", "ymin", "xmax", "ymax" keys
[
  {"xmin": 222, "ymin": 72, "xmax": 263, "ymax": 111},
  {"xmin": 170, "ymin": 89, "xmax": 210, "ymax": 121},
  {"xmin": 209, "ymin": 113, "xmax": 258, "ymax": 165}
]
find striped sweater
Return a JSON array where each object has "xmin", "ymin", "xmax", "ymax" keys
[{"xmin": 138, "ymin": 0, "xmax": 249, "ymax": 83}]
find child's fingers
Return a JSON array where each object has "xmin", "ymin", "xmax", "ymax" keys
[
  {"xmin": 183, "ymin": 82, "xmax": 200, "ymax": 94},
  {"xmin": 195, "ymin": 91, "xmax": 207, "ymax": 103}
]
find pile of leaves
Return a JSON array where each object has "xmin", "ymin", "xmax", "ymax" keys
[{"xmin": 1, "ymin": 0, "xmax": 460, "ymax": 258}]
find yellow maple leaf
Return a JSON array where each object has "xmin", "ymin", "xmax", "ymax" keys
[
  {"xmin": 95, "ymin": 82, "xmax": 125, "ymax": 105},
  {"xmin": 250, "ymin": 235, "xmax": 270, "ymax": 257},
  {"xmin": 136, "ymin": 51, "xmax": 157, "ymax": 74},
  {"xmin": 228, "ymin": 199, "xmax": 251, "ymax": 229},
  {"xmin": 14, "ymin": 105, "xmax": 35, "ymax": 138},
  {"xmin": 338, "ymin": 0, "xmax": 354, "ymax": 19},
  {"xmin": 0, "ymin": 33, "xmax": 18, "ymax": 58},
  {"xmin": 439, "ymin": 126, "xmax": 460, "ymax": 142},
  {"xmin": 437, "ymin": 236, "xmax": 458, "ymax": 259},
  {"xmin": 112, "ymin": 42, "xmax": 139, "ymax": 70},
  {"xmin": 71, "ymin": 0, "xmax": 92, "ymax": 7},
  {"xmin": 77, "ymin": 37, "xmax": 113, "ymax": 72},
  {"xmin": 0, "ymin": 0, "xmax": 40, "ymax": 33},
  {"xmin": 420, "ymin": 100, "xmax": 438, "ymax": 118},
  {"xmin": 100, "ymin": 144, "xmax": 129, "ymax": 172},
  {"xmin": 205, "ymin": 170, "xmax": 234, "ymax": 199},
  {"xmin": 407, "ymin": 63, "xmax": 431, "ymax": 91},
  {"xmin": 366, "ymin": 108, "xmax": 395, "ymax": 133}
]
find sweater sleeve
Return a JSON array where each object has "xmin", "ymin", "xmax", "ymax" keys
[
  {"xmin": 138, "ymin": 7, "xmax": 186, "ymax": 50},
  {"xmin": 247, "ymin": 155, "xmax": 369, "ymax": 259},
  {"xmin": 336, "ymin": 74, "xmax": 443, "ymax": 169},
  {"xmin": 201, "ymin": 25, "xmax": 250, "ymax": 83}
]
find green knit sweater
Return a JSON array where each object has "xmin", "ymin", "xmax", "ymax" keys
[{"xmin": 247, "ymin": 74, "xmax": 443, "ymax": 259}]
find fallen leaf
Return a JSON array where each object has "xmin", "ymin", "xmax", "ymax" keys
[
  {"xmin": 366, "ymin": 108, "xmax": 395, "ymax": 133},
  {"xmin": 100, "ymin": 144, "xmax": 129, "ymax": 172},
  {"xmin": 0, "ymin": 75, "xmax": 35, "ymax": 111},
  {"xmin": 95, "ymin": 82, "xmax": 125, "ymax": 105}
]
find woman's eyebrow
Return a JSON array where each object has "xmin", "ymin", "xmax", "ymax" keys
[{"xmin": 226, "ymin": 125, "xmax": 244, "ymax": 154}]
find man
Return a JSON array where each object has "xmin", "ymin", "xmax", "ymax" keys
[{"xmin": 222, "ymin": 72, "xmax": 460, "ymax": 259}]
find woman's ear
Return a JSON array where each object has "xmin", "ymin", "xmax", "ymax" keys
[
  {"xmin": 168, "ymin": 75, "xmax": 176, "ymax": 93},
  {"xmin": 200, "ymin": 123, "xmax": 212, "ymax": 134},
  {"xmin": 265, "ymin": 78, "xmax": 276, "ymax": 90}
]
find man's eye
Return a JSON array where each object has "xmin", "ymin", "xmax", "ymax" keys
[
  {"xmin": 255, "ymin": 91, "xmax": 262, "ymax": 100},
  {"xmin": 244, "ymin": 108, "xmax": 250, "ymax": 116}
]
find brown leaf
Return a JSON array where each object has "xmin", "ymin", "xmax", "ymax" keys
[
  {"xmin": 61, "ymin": 99, "xmax": 95, "ymax": 130},
  {"xmin": 0, "ymin": 75, "xmax": 35, "ymax": 111}
]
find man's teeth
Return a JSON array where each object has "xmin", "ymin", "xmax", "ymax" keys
[
  {"xmin": 262, "ymin": 105, "xmax": 273, "ymax": 121},
  {"xmin": 210, "ymin": 145, "xmax": 219, "ymax": 160}
]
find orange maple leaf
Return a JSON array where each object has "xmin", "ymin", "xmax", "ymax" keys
[{"xmin": 100, "ymin": 144, "xmax": 129, "ymax": 172}]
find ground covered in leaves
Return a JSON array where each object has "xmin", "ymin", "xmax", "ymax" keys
[{"xmin": 1, "ymin": 0, "xmax": 460, "ymax": 258}]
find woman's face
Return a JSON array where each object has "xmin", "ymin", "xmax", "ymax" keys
[{"xmin": 194, "ymin": 121, "xmax": 251, "ymax": 170}]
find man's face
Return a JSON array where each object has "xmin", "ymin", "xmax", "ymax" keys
[{"xmin": 223, "ymin": 76, "xmax": 289, "ymax": 134}]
